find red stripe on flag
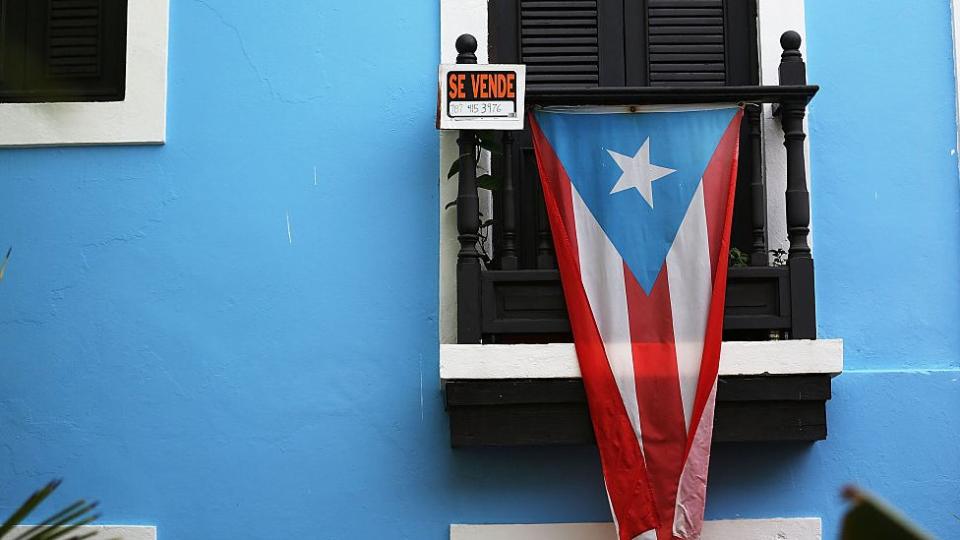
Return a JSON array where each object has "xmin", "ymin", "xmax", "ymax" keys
[
  {"xmin": 623, "ymin": 265, "xmax": 686, "ymax": 540},
  {"xmin": 531, "ymin": 113, "xmax": 659, "ymax": 539},
  {"xmin": 684, "ymin": 110, "xmax": 742, "ymax": 462},
  {"xmin": 702, "ymin": 111, "xmax": 745, "ymax": 281},
  {"xmin": 536, "ymin": 124, "xmax": 579, "ymax": 260}
]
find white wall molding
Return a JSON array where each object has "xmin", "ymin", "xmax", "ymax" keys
[
  {"xmin": 757, "ymin": 0, "xmax": 810, "ymax": 256},
  {"xmin": 451, "ymin": 518, "xmax": 822, "ymax": 540},
  {"xmin": 0, "ymin": 0, "xmax": 169, "ymax": 147},
  {"xmin": 441, "ymin": 339, "xmax": 842, "ymax": 380},
  {"xmin": 11, "ymin": 525, "xmax": 156, "ymax": 539}
]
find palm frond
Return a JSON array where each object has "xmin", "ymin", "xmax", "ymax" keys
[{"xmin": 0, "ymin": 481, "xmax": 108, "ymax": 540}]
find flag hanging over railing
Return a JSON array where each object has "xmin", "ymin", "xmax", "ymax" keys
[{"xmin": 530, "ymin": 106, "xmax": 743, "ymax": 540}]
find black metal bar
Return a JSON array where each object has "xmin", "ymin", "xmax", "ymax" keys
[
  {"xmin": 455, "ymin": 34, "xmax": 483, "ymax": 344},
  {"xmin": 500, "ymin": 131, "xmax": 519, "ymax": 270},
  {"xmin": 745, "ymin": 103, "xmax": 767, "ymax": 266},
  {"xmin": 536, "ymin": 180, "xmax": 556, "ymax": 269},
  {"xmin": 777, "ymin": 31, "xmax": 816, "ymax": 339},
  {"xmin": 526, "ymin": 84, "xmax": 818, "ymax": 106}
]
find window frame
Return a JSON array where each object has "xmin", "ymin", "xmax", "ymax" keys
[{"xmin": 0, "ymin": 0, "xmax": 168, "ymax": 147}]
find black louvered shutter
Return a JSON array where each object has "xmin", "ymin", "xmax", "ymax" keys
[
  {"xmin": 646, "ymin": 0, "xmax": 727, "ymax": 85},
  {"xmin": 488, "ymin": 0, "xmax": 759, "ymax": 271},
  {"xmin": 519, "ymin": 0, "xmax": 600, "ymax": 89},
  {"xmin": 491, "ymin": 0, "xmax": 628, "ymax": 88},
  {"xmin": 491, "ymin": 0, "xmax": 757, "ymax": 88},
  {"xmin": 0, "ymin": 0, "xmax": 127, "ymax": 102}
]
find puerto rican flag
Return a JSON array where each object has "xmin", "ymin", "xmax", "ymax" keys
[{"xmin": 530, "ymin": 106, "xmax": 743, "ymax": 540}]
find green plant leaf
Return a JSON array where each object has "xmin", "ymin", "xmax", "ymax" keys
[
  {"xmin": 841, "ymin": 486, "xmax": 933, "ymax": 539},
  {"xmin": 0, "ymin": 482, "xmax": 109, "ymax": 540},
  {"xmin": 728, "ymin": 248, "xmax": 749, "ymax": 267},
  {"xmin": 13, "ymin": 501, "xmax": 86, "ymax": 540},
  {"xmin": 447, "ymin": 159, "xmax": 460, "ymax": 179},
  {"xmin": 477, "ymin": 131, "xmax": 504, "ymax": 154},
  {"xmin": 477, "ymin": 174, "xmax": 502, "ymax": 191},
  {"xmin": 17, "ymin": 502, "xmax": 98, "ymax": 540},
  {"xmin": 29, "ymin": 513, "xmax": 99, "ymax": 540},
  {"xmin": 0, "ymin": 480, "xmax": 61, "ymax": 537},
  {"xmin": 447, "ymin": 151, "xmax": 473, "ymax": 179},
  {"xmin": 36, "ymin": 503, "xmax": 87, "ymax": 529}
]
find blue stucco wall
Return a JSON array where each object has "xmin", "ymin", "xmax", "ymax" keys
[
  {"xmin": 1, "ymin": 1, "xmax": 958, "ymax": 539},
  {"xmin": 809, "ymin": 0, "xmax": 960, "ymax": 371}
]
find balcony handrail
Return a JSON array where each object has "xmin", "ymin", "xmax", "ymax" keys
[{"xmin": 525, "ymin": 85, "xmax": 818, "ymax": 106}]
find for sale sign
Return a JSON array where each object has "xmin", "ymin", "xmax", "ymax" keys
[{"xmin": 438, "ymin": 64, "xmax": 525, "ymax": 130}]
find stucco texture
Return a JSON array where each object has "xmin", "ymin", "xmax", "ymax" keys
[{"xmin": 0, "ymin": 0, "xmax": 958, "ymax": 538}]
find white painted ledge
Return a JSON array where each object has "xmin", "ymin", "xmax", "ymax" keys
[
  {"xmin": 451, "ymin": 518, "xmax": 821, "ymax": 540},
  {"xmin": 440, "ymin": 339, "xmax": 843, "ymax": 380},
  {"xmin": 11, "ymin": 525, "xmax": 155, "ymax": 539},
  {"xmin": 0, "ymin": 0, "xmax": 169, "ymax": 146}
]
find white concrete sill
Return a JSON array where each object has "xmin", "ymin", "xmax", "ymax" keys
[
  {"xmin": 451, "ymin": 519, "xmax": 822, "ymax": 540},
  {"xmin": 10, "ymin": 525, "xmax": 155, "ymax": 539},
  {"xmin": 440, "ymin": 339, "xmax": 843, "ymax": 380}
]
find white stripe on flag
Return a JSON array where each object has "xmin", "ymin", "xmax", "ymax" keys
[
  {"xmin": 665, "ymin": 180, "xmax": 713, "ymax": 430},
  {"xmin": 571, "ymin": 185, "xmax": 644, "ymax": 445},
  {"xmin": 673, "ymin": 380, "xmax": 719, "ymax": 539}
]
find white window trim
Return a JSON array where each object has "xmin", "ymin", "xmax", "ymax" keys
[
  {"xmin": 441, "ymin": 339, "xmax": 842, "ymax": 380},
  {"xmin": 438, "ymin": 0, "xmax": 812, "ymax": 347},
  {"xmin": 11, "ymin": 525, "xmax": 155, "ymax": 539},
  {"xmin": 0, "ymin": 0, "xmax": 169, "ymax": 147},
  {"xmin": 451, "ymin": 519, "xmax": 822, "ymax": 540}
]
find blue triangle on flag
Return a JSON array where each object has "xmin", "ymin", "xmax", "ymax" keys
[{"xmin": 534, "ymin": 108, "xmax": 736, "ymax": 294}]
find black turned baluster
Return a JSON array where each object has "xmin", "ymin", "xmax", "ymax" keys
[
  {"xmin": 500, "ymin": 131, "xmax": 519, "ymax": 270},
  {"xmin": 536, "ymin": 180, "xmax": 556, "ymax": 269},
  {"xmin": 778, "ymin": 31, "xmax": 816, "ymax": 339},
  {"xmin": 455, "ymin": 34, "xmax": 483, "ymax": 344},
  {"xmin": 746, "ymin": 103, "xmax": 767, "ymax": 266}
]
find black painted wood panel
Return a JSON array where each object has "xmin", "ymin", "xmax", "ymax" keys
[
  {"xmin": 479, "ymin": 265, "xmax": 793, "ymax": 341},
  {"xmin": 445, "ymin": 375, "xmax": 831, "ymax": 446}
]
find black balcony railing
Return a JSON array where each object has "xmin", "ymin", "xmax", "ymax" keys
[{"xmin": 454, "ymin": 31, "xmax": 818, "ymax": 345}]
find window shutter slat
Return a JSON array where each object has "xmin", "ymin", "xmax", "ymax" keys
[
  {"xmin": 648, "ymin": 8, "xmax": 723, "ymax": 17},
  {"xmin": 647, "ymin": 0, "xmax": 726, "ymax": 85},
  {"xmin": 523, "ymin": 55, "xmax": 600, "ymax": 64},
  {"xmin": 648, "ymin": 0, "xmax": 720, "ymax": 7},
  {"xmin": 649, "ymin": 44, "xmax": 725, "ymax": 53},
  {"xmin": 519, "ymin": 0, "xmax": 600, "ymax": 89},
  {"xmin": 46, "ymin": 0, "xmax": 101, "ymax": 78},
  {"xmin": 522, "ymin": 36, "xmax": 598, "ymax": 45},
  {"xmin": 523, "ymin": 46, "xmax": 598, "ymax": 55}
]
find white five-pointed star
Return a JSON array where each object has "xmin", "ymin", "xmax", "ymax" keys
[{"xmin": 607, "ymin": 138, "xmax": 676, "ymax": 207}]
